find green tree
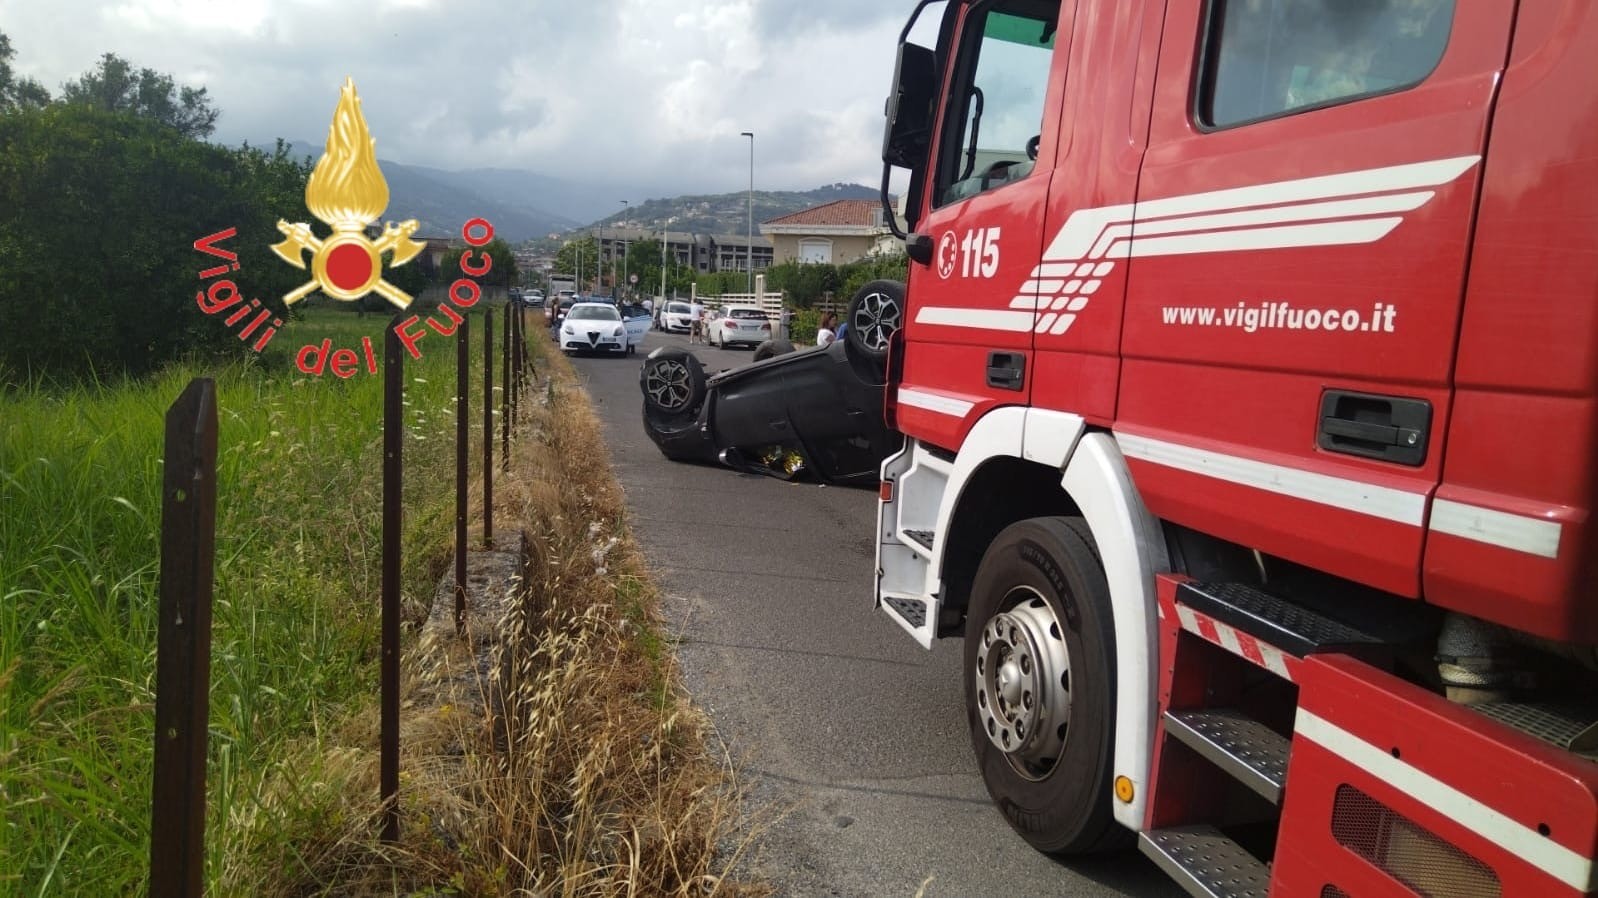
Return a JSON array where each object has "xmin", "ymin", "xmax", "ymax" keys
[
  {"xmin": 615, "ymin": 239, "xmax": 692, "ymax": 299},
  {"xmin": 765, "ymin": 260, "xmax": 843, "ymax": 307},
  {"xmin": 0, "ymin": 30, "xmax": 51, "ymax": 111},
  {"xmin": 0, "ymin": 106, "xmax": 313, "ymax": 380},
  {"xmin": 59, "ymin": 52, "xmax": 219, "ymax": 139},
  {"xmin": 693, "ymin": 270, "xmax": 747, "ymax": 297},
  {"xmin": 553, "ymin": 235, "xmax": 599, "ymax": 287},
  {"xmin": 838, "ymin": 252, "xmax": 909, "ymax": 301},
  {"xmin": 441, "ymin": 238, "xmax": 517, "ymax": 288}
]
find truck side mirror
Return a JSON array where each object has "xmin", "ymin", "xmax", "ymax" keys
[{"xmin": 881, "ymin": 42, "xmax": 937, "ymax": 170}]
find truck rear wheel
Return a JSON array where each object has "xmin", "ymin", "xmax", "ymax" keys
[{"xmin": 964, "ymin": 516, "xmax": 1122, "ymax": 855}]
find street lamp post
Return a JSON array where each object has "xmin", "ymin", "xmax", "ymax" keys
[
  {"xmin": 620, "ymin": 200, "xmax": 629, "ymax": 300},
  {"xmin": 740, "ymin": 131, "xmax": 754, "ymax": 298}
]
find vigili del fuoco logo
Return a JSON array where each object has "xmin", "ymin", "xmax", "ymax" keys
[
  {"xmin": 190, "ymin": 77, "xmax": 497, "ymax": 377},
  {"xmin": 270, "ymin": 77, "xmax": 425, "ymax": 310}
]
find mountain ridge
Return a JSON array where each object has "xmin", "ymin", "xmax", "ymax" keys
[{"xmin": 262, "ymin": 139, "xmax": 878, "ymax": 244}]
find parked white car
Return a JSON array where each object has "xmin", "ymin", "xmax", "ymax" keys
[
  {"xmin": 559, "ymin": 302, "xmax": 640, "ymax": 356},
  {"xmin": 662, "ymin": 301, "xmax": 700, "ymax": 333},
  {"xmin": 707, "ymin": 306, "xmax": 772, "ymax": 349}
]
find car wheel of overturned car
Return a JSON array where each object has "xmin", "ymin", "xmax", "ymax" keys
[
  {"xmin": 752, "ymin": 339, "xmax": 796, "ymax": 362},
  {"xmin": 640, "ymin": 349, "xmax": 707, "ymax": 417},
  {"xmin": 845, "ymin": 279, "xmax": 905, "ymax": 365},
  {"xmin": 964, "ymin": 516, "xmax": 1124, "ymax": 856}
]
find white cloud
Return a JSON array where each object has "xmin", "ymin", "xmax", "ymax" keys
[{"xmin": 0, "ymin": 0, "xmax": 914, "ymax": 196}]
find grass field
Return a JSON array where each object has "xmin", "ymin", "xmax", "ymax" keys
[{"xmin": 1, "ymin": 306, "xmax": 483, "ymax": 894}]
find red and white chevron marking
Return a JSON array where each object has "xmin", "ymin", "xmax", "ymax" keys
[{"xmin": 1173, "ymin": 603, "xmax": 1297, "ymax": 681}]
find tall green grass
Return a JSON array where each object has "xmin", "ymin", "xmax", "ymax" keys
[{"xmin": 1, "ymin": 307, "xmax": 496, "ymax": 895}]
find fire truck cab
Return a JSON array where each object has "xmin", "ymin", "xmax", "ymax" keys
[{"xmin": 871, "ymin": 1, "xmax": 1598, "ymax": 895}]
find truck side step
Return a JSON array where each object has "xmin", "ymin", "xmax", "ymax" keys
[
  {"xmin": 1163, "ymin": 709, "xmax": 1289, "ymax": 804},
  {"xmin": 903, "ymin": 528, "xmax": 935, "ymax": 551},
  {"xmin": 1138, "ymin": 826, "xmax": 1269, "ymax": 898},
  {"xmin": 1472, "ymin": 700, "xmax": 1598, "ymax": 756},
  {"xmin": 1177, "ymin": 581, "xmax": 1382, "ymax": 658}
]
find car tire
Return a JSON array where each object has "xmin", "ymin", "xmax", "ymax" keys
[
  {"xmin": 963, "ymin": 516, "xmax": 1124, "ymax": 856},
  {"xmin": 752, "ymin": 339, "xmax": 796, "ymax": 362},
  {"xmin": 845, "ymin": 279, "xmax": 905, "ymax": 365},
  {"xmin": 640, "ymin": 349, "xmax": 707, "ymax": 417}
]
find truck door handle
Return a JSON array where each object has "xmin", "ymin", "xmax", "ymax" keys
[
  {"xmin": 986, "ymin": 351, "xmax": 1025, "ymax": 392},
  {"xmin": 1317, "ymin": 390, "xmax": 1431, "ymax": 466}
]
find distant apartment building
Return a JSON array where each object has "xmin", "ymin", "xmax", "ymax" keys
[
  {"xmin": 590, "ymin": 227, "xmax": 772, "ymax": 275},
  {"xmin": 364, "ymin": 223, "xmax": 454, "ymax": 277},
  {"xmin": 759, "ymin": 199, "xmax": 904, "ymax": 265}
]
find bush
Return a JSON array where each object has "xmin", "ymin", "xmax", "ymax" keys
[
  {"xmin": 765, "ymin": 253, "xmax": 909, "ymax": 311},
  {"xmin": 840, "ymin": 252, "xmax": 909, "ymax": 299},
  {"xmin": 788, "ymin": 308, "xmax": 822, "ymax": 346},
  {"xmin": 0, "ymin": 105, "xmax": 311, "ymax": 382}
]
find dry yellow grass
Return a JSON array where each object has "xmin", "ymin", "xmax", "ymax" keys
[{"xmin": 229, "ymin": 338, "xmax": 768, "ymax": 897}]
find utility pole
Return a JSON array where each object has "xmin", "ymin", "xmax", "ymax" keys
[
  {"xmin": 620, "ymin": 200, "xmax": 629, "ymax": 300},
  {"xmin": 741, "ymin": 131, "xmax": 754, "ymax": 298}
]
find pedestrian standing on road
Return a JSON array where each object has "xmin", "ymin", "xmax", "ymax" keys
[{"xmin": 816, "ymin": 312, "xmax": 838, "ymax": 347}]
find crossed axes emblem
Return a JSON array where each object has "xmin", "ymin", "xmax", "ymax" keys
[{"xmin": 271, "ymin": 219, "xmax": 426, "ymax": 310}]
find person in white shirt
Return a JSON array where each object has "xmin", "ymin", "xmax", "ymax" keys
[{"xmin": 816, "ymin": 312, "xmax": 838, "ymax": 347}]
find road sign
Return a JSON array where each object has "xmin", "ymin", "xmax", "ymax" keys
[{"xmin": 629, "ymin": 274, "xmax": 638, "ymax": 284}]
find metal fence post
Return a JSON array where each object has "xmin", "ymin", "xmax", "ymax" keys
[
  {"xmin": 509, "ymin": 297, "xmax": 519, "ymax": 430},
  {"xmin": 150, "ymin": 377, "xmax": 218, "ymax": 898},
  {"xmin": 483, "ymin": 308, "xmax": 494, "ymax": 548},
  {"xmin": 501, "ymin": 300, "xmax": 512, "ymax": 466},
  {"xmin": 381, "ymin": 316, "xmax": 403, "ymax": 843},
  {"xmin": 455, "ymin": 316, "xmax": 469, "ymax": 636}
]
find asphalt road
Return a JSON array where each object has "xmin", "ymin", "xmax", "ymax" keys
[{"xmin": 565, "ymin": 326, "xmax": 1181, "ymax": 898}]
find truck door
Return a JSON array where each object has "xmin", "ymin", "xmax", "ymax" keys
[
  {"xmin": 898, "ymin": 0, "xmax": 1072, "ymax": 451},
  {"xmin": 1116, "ymin": 1, "xmax": 1515, "ymax": 597}
]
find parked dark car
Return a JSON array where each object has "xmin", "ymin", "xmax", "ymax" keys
[
  {"xmin": 550, "ymin": 297, "xmax": 578, "ymax": 328},
  {"xmin": 639, "ymin": 280, "xmax": 905, "ymax": 486}
]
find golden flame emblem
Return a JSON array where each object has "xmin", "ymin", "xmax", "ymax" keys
[{"xmin": 271, "ymin": 78, "xmax": 424, "ymax": 309}]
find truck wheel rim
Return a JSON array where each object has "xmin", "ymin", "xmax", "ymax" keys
[
  {"xmin": 974, "ymin": 588, "xmax": 1071, "ymax": 781},
  {"xmin": 852, "ymin": 289, "xmax": 900, "ymax": 351},
  {"xmin": 644, "ymin": 360, "xmax": 692, "ymax": 412}
]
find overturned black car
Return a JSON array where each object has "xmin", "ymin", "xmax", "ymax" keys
[{"xmin": 639, "ymin": 280, "xmax": 905, "ymax": 486}]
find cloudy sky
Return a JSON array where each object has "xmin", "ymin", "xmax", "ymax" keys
[{"xmin": 1, "ymin": 0, "xmax": 929, "ymax": 196}]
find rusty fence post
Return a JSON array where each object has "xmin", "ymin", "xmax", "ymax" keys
[
  {"xmin": 483, "ymin": 307, "xmax": 494, "ymax": 548},
  {"xmin": 513, "ymin": 298, "xmax": 525, "ymax": 412},
  {"xmin": 380, "ymin": 316, "xmax": 403, "ymax": 843},
  {"xmin": 508, "ymin": 298, "xmax": 519, "ymax": 431},
  {"xmin": 150, "ymin": 377, "xmax": 218, "ymax": 898},
  {"xmin": 519, "ymin": 298, "xmax": 531, "ymax": 390},
  {"xmin": 455, "ymin": 315, "xmax": 469, "ymax": 636},
  {"xmin": 501, "ymin": 300, "xmax": 511, "ymax": 467}
]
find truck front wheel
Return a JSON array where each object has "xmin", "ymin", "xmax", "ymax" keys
[{"xmin": 964, "ymin": 516, "xmax": 1123, "ymax": 855}]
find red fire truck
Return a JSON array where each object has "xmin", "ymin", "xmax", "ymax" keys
[{"xmin": 867, "ymin": 1, "xmax": 1598, "ymax": 895}]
